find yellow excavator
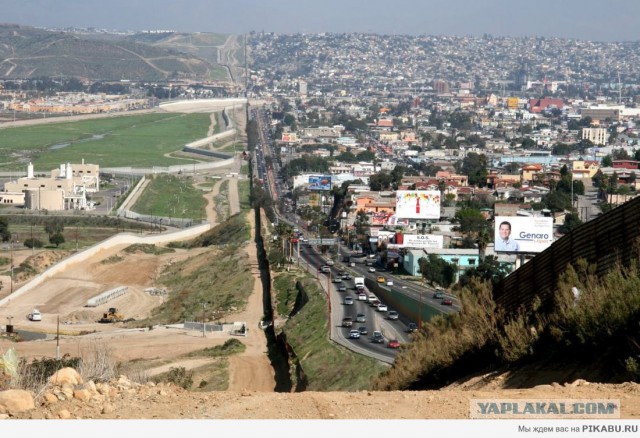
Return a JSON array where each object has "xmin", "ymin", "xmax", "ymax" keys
[{"xmin": 99, "ymin": 307, "xmax": 124, "ymax": 323}]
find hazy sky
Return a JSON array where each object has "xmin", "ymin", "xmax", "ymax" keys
[{"xmin": 2, "ymin": 0, "xmax": 639, "ymax": 42}]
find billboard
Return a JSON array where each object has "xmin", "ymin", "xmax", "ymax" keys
[
  {"xmin": 308, "ymin": 175, "xmax": 331, "ymax": 191},
  {"xmin": 369, "ymin": 211, "xmax": 410, "ymax": 226},
  {"xmin": 402, "ymin": 234, "xmax": 444, "ymax": 249},
  {"xmin": 494, "ymin": 216, "xmax": 554, "ymax": 253},
  {"xmin": 395, "ymin": 190, "xmax": 441, "ymax": 219}
]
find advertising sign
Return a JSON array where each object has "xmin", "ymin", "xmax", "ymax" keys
[
  {"xmin": 395, "ymin": 190, "xmax": 441, "ymax": 219},
  {"xmin": 402, "ymin": 234, "xmax": 444, "ymax": 249},
  {"xmin": 369, "ymin": 211, "xmax": 410, "ymax": 226},
  {"xmin": 308, "ymin": 175, "xmax": 332, "ymax": 191},
  {"xmin": 494, "ymin": 216, "xmax": 554, "ymax": 253}
]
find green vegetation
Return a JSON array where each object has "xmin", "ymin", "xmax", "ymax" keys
[
  {"xmin": 135, "ymin": 245, "xmax": 253, "ymax": 326},
  {"xmin": 0, "ymin": 113, "xmax": 213, "ymax": 170},
  {"xmin": 274, "ymin": 273, "xmax": 300, "ymax": 317},
  {"xmin": 132, "ymin": 174, "xmax": 207, "ymax": 220},
  {"xmin": 238, "ymin": 179, "xmax": 251, "ymax": 212},
  {"xmin": 187, "ymin": 339, "xmax": 246, "ymax": 358},
  {"xmin": 123, "ymin": 243, "xmax": 175, "ymax": 255},
  {"xmin": 214, "ymin": 180, "xmax": 230, "ymax": 222},
  {"xmin": 275, "ymin": 273, "xmax": 387, "ymax": 391},
  {"xmin": 184, "ymin": 212, "xmax": 250, "ymax": 248},
  {"xmin": 375, "ymin": 255, "xmax": 640, "ymax": 390}
]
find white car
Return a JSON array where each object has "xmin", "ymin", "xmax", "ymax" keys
[
  {"xmin": 368, "ymin": 267, "xmax": 376, "ymax": 273},
  {"xmin": 386, "ymin": 280, "xmax": 394, "ymax": 286},
  {"xmin": 377, "ymin": 304, "xmax": 388, "ymax": 312},
  {"xmin": 348, "ymin": 329, "xmax": 361, "ymax": 339},
  {"xmin": 27, "ymin": 309, "xmax": 42, "ymax": 321},
  {"xmin": 387, "ymin": 310, "xmax": 399, "ymax": 320}
]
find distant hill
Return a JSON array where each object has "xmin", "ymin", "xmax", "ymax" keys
[{"xmin": 0, "ymin": 24, "xmax": 235, "ymax": 82}]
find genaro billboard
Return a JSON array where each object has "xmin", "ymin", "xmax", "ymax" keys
[
  {"xmin": 494, "ymin": 216, "xmax": 554, "ymax": 253},
  {"xmin": 402, "ymin": 234, "xmax": 444, "ymax": 249},
  {"xmin": 395, "ymin": 190, "xmax": 441, "ymax": 219},
  {"xmin": 308, "ymin": 175, "xmax": 332, "ymax": 191}
]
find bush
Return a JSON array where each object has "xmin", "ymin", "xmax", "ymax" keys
[
  {"xmin": 160, "ymin": 366, "xmax": 193, "ymax": 389},
  {"xmin": 23, "ymin": 238, "xmax": 44, "ymax": 249}
]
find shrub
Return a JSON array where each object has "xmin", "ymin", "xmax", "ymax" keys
[{"xmin": 23, "ymin": 238, "xmax": 44, "ymax": 249}]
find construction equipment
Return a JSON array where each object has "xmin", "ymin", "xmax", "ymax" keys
[{"xmin": 98, "ymin": 307, "xmax": 124, "ymax": 323}]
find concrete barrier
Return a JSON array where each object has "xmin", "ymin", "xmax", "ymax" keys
[{"xmin": 86, "ymin": 286, "xmax": 128, "ymax": 307}]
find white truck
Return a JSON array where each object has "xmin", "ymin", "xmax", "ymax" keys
[
  {"xmin": 354, "ymin": 277, "xmax": 365, "ymax": 291},
  {"xmin": 27, "ymin": 309, "xmax": 42, "ymax": 321}
]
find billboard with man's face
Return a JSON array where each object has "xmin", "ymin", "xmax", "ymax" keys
[
  {"xmin": 395, "ymin": 190, "xmax": 441, "ymax": 219},
  {"xmin": 308, "ymin": 175, "xmax": 331, "ymax": 191},
  {"xmin": 494, "ymin": 216, "xmax": 554, "ymax": 253}
]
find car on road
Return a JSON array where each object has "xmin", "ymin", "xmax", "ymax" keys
[
  {"xmin": 342, "ymin": 274, "xmax": 351, "ymax": 280},
  {"xmin": 320, "ymin": 265, "xmax": 331, "ymax": 273},
  {"xmin": 348, "ymin": 329, "xmax": 361, "ymax": 339},
  {"xmin": 387, "ymin": 339, "xmax": 401, "ymax": 349},
  {"xmin": 387, "ymin": 310, "xmax": 399, "ymax": 320},
  {"xmin": 442, "ymin": 298, "xmax": 453, "ymax": 306},
  {"xmin": 367, "ymin": 294, "xmax": 377, "ymax": 303},
  {"xmin": 349, "ymin": 262, "xmax": 356, "ymax": 267},
  {"xmin": 326, "ymin": 260, "xmax": 334, "ymax": 266},
  {"xmin": 433, "ymin": 291, "xmax": 444, "ymax": 299},
  {"xmin": 372, "ymin": 331, "xmax": 384, "ymax": 344},
  {"xmin": 344, "ymin": 296, "xmax": 354, "ymax": 305},
  {"xmin": 386, "ymin": 280, "xmax": 394, "ymax": 286},
  {"xmin": 342, "ymin": 317, "xmax": 353, "ymax": 327},
  {"xmin": 368, "ymin": 267, "xmax": 376, "ymax": 273},
  {"xmin": 377, "ymin": 276, "xmax": 385, "ymax": 283},
  {"xmin": 338, "ymin": 284, "xmax": 347, "ymax": 292},
  {"xmin": 370, "ymin": 299, "xmax": 381, "ymax": 308},
  {"xmin": 332, "ymin": 277, "xmax": 342, "ymax": 283},
  {"xmin": 357, "ymin": 291, "xmax": 367, "ymax": 300},
  {"xmin": 377, "ymin": 303, "xmax": 388, "ymax": 312},
  {"xmin": 406, "ymin": 323, "xmax": 418, "ymax": 333},
  {"xmin": 355, "ymin": 313, "xmax": 366, "ymax": 323},
  {"xmin": 357, "ymin": 326, "xmax": 368, "ymax": 335}
]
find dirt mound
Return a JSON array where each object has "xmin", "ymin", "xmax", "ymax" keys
[
  {"xmin": 61, "ymin": 310, "xmax": 101, "ymax": 324},
  {"xmin": 14, "ymin": 250, "xmax": 71, "ymax": 283}
]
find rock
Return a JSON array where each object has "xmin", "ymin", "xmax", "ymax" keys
[
  {"xmin": 49, "ymin": 368, "xmax": 83, "ymax": 386},
  {"xmin": 102, "ymin": 403, "xmax": 115, "ymax": 414},
  {"xmin": 570, "ymin": 379, "xmax": 589, "ymax": 387},
  {"xmin": 58, "ymin": 409, "xmax": 72, "ymax": 419},
  {"xmin": 74, "ymin": 389, "xmax": 92, "ymax": 402},
  {"xmin": 0, "ymin": 414, "xmax": 8, "ymax": 420},
  {"xmin": 0, "ymin": 389, "xmax": 35, "ymax": 413},
  {"xmin": 85, "ymin": 381, "xmax": 98, "ymax": 393},
  {"xmin": 43, "ymin": 392, "xmax": 58, "ymax": 404},
  {"xmin": 60, "ymin": 384, "xmax": 74, "ymax": 399}
]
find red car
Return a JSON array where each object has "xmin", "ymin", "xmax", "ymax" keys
[
  {"xmin": 442, "ymin": 298, "xmax": 453, "ymax": 306},
  {"xmin": 387, "ymin": 339, "xmax": 401, "ymax": 349}
]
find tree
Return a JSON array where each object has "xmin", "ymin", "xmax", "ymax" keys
[
  {"xmin": 454, "ymin": 208, "xmax": 488, "ymax": 235},
  {"xmin": 49, "ymin": 232, "xmax": 65, "ymax": 247},
  {"xmin": 458, "ymin": 152, "xmax": 488, "ymax": 187},
  {"xmin": 458, "ymin": 255, "xmax": 510, "ymax": 288},
  {"xmin": 369, "ymin": 172, "xmax": 393, "ymax": 191},
  {"xmin": 559, "ymin": 212, "xmax": 582, "ymax": 234},
  {"xmin": 44, "ymin": 217, "xmax": 64, "ymax": 237},
  {"xmin": 601, "ymin": 155, "xmax": 613, "ymax": 167},
  {"xmin": 418, "ymin": 254, "xmax": 456, "ymax": 288},
  {"xmin": 544, "ymin": 190, "xmax": 571, "ymax": 212},
  {"xmin": 0, "ymin": 217, "xmax": 10, "ymax": 242}
]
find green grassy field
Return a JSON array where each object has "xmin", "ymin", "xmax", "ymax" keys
[
  {"xmin": 0, "ymin": 112, "xmax": 215, "ymax": 171},
  {"xmin": 131, "ymin": 174, "xmax": 207, "ymax": 220}
]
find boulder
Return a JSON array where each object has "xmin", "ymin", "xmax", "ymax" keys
[
  {"xmin": 0, "ymin": 389, "xmax": 35, "ymax": 413},
  {"xmin": 49, "ymin": 368, "xmax": 83, "ymax": 386}
]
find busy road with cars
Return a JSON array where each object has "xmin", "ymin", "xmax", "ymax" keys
[{"xmin": 250, "ymin": 107, "xmax": 458, "ymax": 363}]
